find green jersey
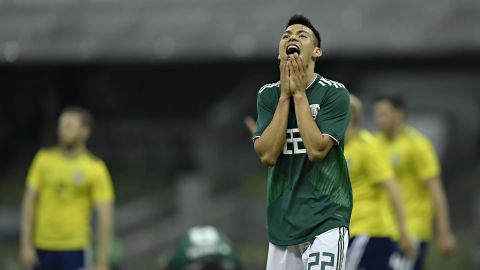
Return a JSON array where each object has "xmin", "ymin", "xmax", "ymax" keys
[{"xmin": 253, "ymin": 74, "xmax": 352, "ymax": 246}]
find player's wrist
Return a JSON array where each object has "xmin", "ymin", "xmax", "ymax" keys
[
  {"xmin": 439, "ymin": 229, "xmax": 453, "ymax": 239},
  {"xmin": 279, "ymin": 94, "xmax": 291, "ymax": 101},
  {"xmin": 20, "ymin": 238, "xmax": 33, "ymax": 248},
  {"xmin": 292, "ymin": 91, "xmax": 307, "ymax": 100}
]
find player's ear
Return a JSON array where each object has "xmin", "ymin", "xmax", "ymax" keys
[{"xmin": 313, "ymin": 47, "xmax": 322, "ymax": 58}]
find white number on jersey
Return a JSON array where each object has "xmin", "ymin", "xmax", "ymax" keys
[{"xmin": 283, "ymin": 128, "xmax": 306, "ymax": 154}]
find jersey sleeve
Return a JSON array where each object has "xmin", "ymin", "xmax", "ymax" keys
[
  {"xmin": 316, "ymin": 87, "xmax": 351, "ymax": 145},
  {"xmin": 413, "ymin": 137, "xmax": 441, "ymax": 181},
  {"xmin": 252, "ymin": 86, "xmax": 277, "ymax": 142},
  {"xmin": 365, "ymin": 139, "xmax": 395, "ymax": 183},
  {"xmin": 92, "ymin": 160, "xmax": 115, "ymax": 204},
  {"xmin": 26, "ymin": 149, "xmax": 45, "ymax": 190}
]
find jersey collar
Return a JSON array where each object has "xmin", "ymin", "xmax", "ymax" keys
[{"xmin": 306, "ymin": 73, "xmax": 319, "ymax": 91}]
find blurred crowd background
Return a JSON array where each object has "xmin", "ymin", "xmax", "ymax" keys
[{"xmin": 1, "ymin": 0, "xmax": 480, "ymax": 269}]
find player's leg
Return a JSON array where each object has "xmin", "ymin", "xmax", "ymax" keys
[
  {"xmin": 413, "ymin": 242, "xmax": 429, "ymax": 270},
  {"xmin": 34, "ymin": 249, "xmax": 57, "ymax": 270},
  {"xmin": 302, "ymin": 227, "xmax": 349, "ymax": 270},
  {"xmin": 57, "ymin": 250, "xmax": 90, "ymax": 270},
  {"xmin": 266, "ymin": 242, "xmax": 305, "ymax": 270}
]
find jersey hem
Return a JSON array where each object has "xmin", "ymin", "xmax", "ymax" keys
[
  {"xmin": 35, "ymin": 243, "xmax": 89, "ymax": 251},
  {"xmin": 268, "ymin": 221, "xmax": 349, "ymax": 246}
]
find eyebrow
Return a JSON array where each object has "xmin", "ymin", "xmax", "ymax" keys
[{"xmin": 283, "ymin": 29, "xmax": 310, "ymax": 36}]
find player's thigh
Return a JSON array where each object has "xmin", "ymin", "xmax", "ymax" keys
[
  {"xmin": 35, "ymin": 249, "xmax": 56, "ymax": 270},
  {"xmin": 302, "ymin": 227, "xmax": 349, "ymax": 270},
  {"xmin": 266, "ymin": 242, "xmax": 305, "ymax": 270},
  {"xmin": 57, "ymin": 250, "xmax": 92, "ymax": 270}
]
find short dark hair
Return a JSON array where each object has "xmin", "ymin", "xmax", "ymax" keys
[
  {"xmin": 61, "ymin": 105, "xmax": 93, "ymax": 128},
  {"xmin": 373, "ymin": 94, "xmax": 406, "ymax": 111},
  {"xmin": 286, "ymin": 14, "xmax": 321, "ymax": 47}
]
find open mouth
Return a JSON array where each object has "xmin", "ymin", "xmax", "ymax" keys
[{"xmin": 286, "ymin": 44, "xmax": 300, "ymax": 55}]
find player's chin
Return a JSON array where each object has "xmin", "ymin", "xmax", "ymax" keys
[{"xmin": 60, "ymin": 138, "xmax": 75, "ymax": 146}]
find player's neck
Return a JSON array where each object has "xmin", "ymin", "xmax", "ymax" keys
[
  {"xmin": 387, "ymin": 124, "xmax": 405, "ymax": 140},
  {"xmin": 60, "ymin": 143, "xmax": 86, "ymax": 158},
  {"xmin": 305, "ymin": 64, "xmax": 316, "ymax": 87}
]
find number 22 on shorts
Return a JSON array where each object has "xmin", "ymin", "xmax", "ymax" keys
[{"xmin": 308, "ymin": 252, "xmax": 335, "ymax": 270}]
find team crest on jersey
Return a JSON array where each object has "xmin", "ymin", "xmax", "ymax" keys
[
  {"xmin": 310, "ymin": 104, "xmax": 320, "ymax": 119},
  {"xmin": 73, "ymin": 171, "xmax": 85, "ymax": 185}
]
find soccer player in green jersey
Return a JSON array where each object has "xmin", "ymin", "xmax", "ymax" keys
[{"xmin": 253, "ymin": 14, "xmax": 352, "ymax": 270}]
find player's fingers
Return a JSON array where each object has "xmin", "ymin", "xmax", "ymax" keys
[
  {"xmin": 290, "ymin": 55, "xmax": 300, "ymax": 76},
  {"xmin": 297, "ymin": 54, "xmax": 305, "ymax": 73},
  {"xmin": 282, "ymin": 56, "xmax": 289, "ymax": 74},
  {"xmin": 283, "ymin": 58, "xmax": 287, "ymax": 73},
  {"xmin": 279, "ymin": 56, "xmax": 286, "ymax": 71},
  {"xmin": 280, "ymin": 57, "xmax": 289, "ymax": 85}
]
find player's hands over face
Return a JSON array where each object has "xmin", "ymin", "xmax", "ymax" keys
[
  {"xmin": 20, "ymin": 243, "xmax": 38, "ymax": 268},
  {"xmin": 288, "ymin": 54, "xmax": 308, "ymax": 98},
  {"xmin": 279, "ymin": 56, "xmax": 291, "ymax": 99},
  {"xmin": 438, "ymin": 231, "xmax": 456, "ymax": 257}
]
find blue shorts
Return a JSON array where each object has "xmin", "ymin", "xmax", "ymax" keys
[
  {"xmin": 346, "ymin": 236, "xmax": 399, "ymax": 270},
  {"xmin": 413, "ymin": 242, "xmax": 429, "ymax": 270},
  {"xmin": 35, "ymin": 249, "xmax": 90, "ymax": 270}
]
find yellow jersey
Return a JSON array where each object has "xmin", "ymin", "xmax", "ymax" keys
[
  {"xmin": 376, "ymin": 126, "xmax": 440, "ymax": 241},
  {"xmin": 27, "ymin": 147, "xmax": 114, "ymax": 250},
  {"xmin": 345, "ymin": 130, "xmax": 396, "ymax": 238}
]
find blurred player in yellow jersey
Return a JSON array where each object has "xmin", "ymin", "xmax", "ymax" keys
[
  {"xmin": 20, "ymin": 106, "xmax": 115, "ymax": 270},
  {"xmin": 345, "ymin": 95, "xmax": 413, "ymax": 270},
  {"xmin": 373, "ymin": 95, "xmax": 456, "ymax": 270}
]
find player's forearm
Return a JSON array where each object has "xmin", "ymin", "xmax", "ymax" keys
[
  {"xmin": 96, "ymin": 203, "xmax": 113, "ymax": 266},
  {"xmin": 293, "ymin": 94, "xmax": 331, "ymax": 161},
  {"xmin": 427, "ymin": 178, "xmax": 452, "ymax": 235},
  {"xmin": 383, "ymin": 180, "xmax": 409, "ymax": 237},
  {"xmin": 20, "ymin": 189, "xmax": 36, "ymax": 247},
  {"xmin": 254, "ymin": 96, "xmax": 290, "ymax": 165}
]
